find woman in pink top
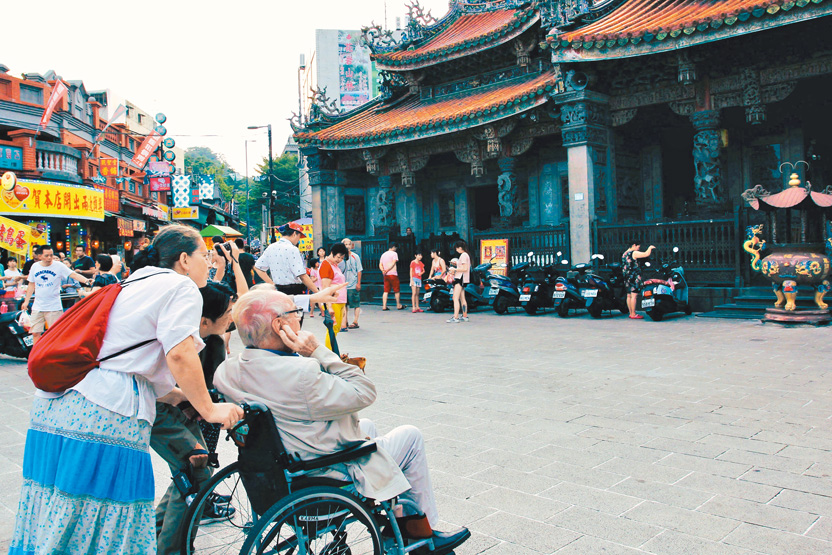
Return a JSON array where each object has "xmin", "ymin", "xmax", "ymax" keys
[
  {"xmin": 319, "ymin": 243, "xmax": 348, "ymax": 349},
  {"xmin": 447, "ymin": 240, "xmax": 470, "ymax": 323}
]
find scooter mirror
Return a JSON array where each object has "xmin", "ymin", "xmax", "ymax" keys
[
  {"xmin": 562, "ymin": 259, "xmax": 569, "ymax": 265},
  {"xmin": 673, "ymin": 246, "xmax": 680, "ymax": 253},
  {"xmin": 527, "ymin": 251, "xmax": 534, "ymax": 258},
  {"xmin": 500, "ymin": 263, "xmax": 507, "ymax": 267},
  {"xmin": 557, "ymin": 251, "xmax": 562, "ymax": 257},
  {"xmin": 645, "ymin": 262, "xmax": 651, "ymax": 267}
]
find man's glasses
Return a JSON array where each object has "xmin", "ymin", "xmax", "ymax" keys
[{"xmin": 276, "ymin": 307, "xmax": 304, "ymax": 327}]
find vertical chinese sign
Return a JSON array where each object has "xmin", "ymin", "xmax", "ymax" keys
[{"xmin": 338, "ymin": 30, "xmax": 373, "ymax": 109}]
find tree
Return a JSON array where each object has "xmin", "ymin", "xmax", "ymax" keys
[
  {"xmin": 250, "ymin": 153, "xmax": 301, "ymax": 229},
  {"xmin": 184, "ymin": 147, "xmax": 235, "ymax": 200}
]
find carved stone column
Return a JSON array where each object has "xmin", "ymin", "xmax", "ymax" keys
[
  {"xmin": 303, "ymin": 147, "xmax": 344, "ymax": 247},
  {"xmin": 374, "ymin": 175, "xmax": 396, "ymax": 236},
  {"xmin": 690, "ymin": 110, "xmax": 722, "ymax": 204},
  {"xmin": 497, "ymin": 156, "xmax": 518, "ymax": 227},
  {"xmin": 553, "ymin": 90, "xmax": 610, "ymax": 265}
]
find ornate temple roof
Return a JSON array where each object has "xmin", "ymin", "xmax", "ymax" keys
[
  {"xmin": 548, "ymin": 0, "xmax": 832, "ymax": 62},
  {"xmin": 295, "ymin": 69, "xmax": 556, "ymax": 150},
  {"xmin": 374, "ymin": 7, "xmax": 539, "ymax": 70}
]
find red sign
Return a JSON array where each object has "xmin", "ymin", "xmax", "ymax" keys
[
  {"xmin": 95, "ymin": 184, "xmax": 120, "ymax": 213},
  {"xmin": 149, "ymin": 176, "xmax": 171, "ymax": 192},
  {"xmin": 100, "ymin": 158, "xmax": 119, "ymax": 177},
  {"xmin": 117, "ymin": 217, "xmax": 134, "ymax": 237},
  {"xmin": 131, "ymin": 130, "xmax": 162, "ymax": 169},
  {"xmin": 39, "ymin": 81, "xmax": 68, "ymax": 128}
]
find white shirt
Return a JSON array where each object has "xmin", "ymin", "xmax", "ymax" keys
[
  {"xmin": 28, "ymin": 261, "xmax": 72, "ymax": 312},
  {"xmin": 254, "ymin": 238, "xmax": 306, "ymax": 286},
  {"xmin": 4, "ymin": 268, "xmax": 23, "ymax": 296},
  {"xmin": 339, "ymin": 252, "xmax": 363, "ymax": 289},
  {"xmin": 37, "ymin": 267, "xmax": 205, "ymax": 423}
]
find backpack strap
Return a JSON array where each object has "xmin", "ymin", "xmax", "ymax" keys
[{"xmin": 98, "ymin": 272, "xmax": 168, "ymax": 361}]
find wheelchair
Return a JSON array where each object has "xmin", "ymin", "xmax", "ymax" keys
[{"xmin": 179, "ymin": 401, "xmax": 448, "ymax": 555}]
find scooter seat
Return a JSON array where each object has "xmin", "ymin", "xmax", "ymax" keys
[{"xmin": 643, "ymin": 278, "xmax": 669, "ymax": 286}]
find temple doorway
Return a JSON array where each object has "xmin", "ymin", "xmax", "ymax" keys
[{"xmin": 473, "ymin": 185, "xmax": 499, "ymax": 230}]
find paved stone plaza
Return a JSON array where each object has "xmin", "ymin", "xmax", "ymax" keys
[{"xmin": 1, "ymin": 307, "xmax": 831, "ymax": 554}]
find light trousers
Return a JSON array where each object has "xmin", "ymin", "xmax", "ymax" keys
[{"xmin": 360, "ymin": 419, "xmax": 439, "ymax": 527}]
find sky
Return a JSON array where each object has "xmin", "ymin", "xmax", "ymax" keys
[{"xmin": 3, "ymin": 0, "xmax": 451, "ymax": 175}]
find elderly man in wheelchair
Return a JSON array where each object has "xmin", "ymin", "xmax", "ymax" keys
[{"xmin": 206, "ymin": 287, "xmax": 470, "ymax": 555}]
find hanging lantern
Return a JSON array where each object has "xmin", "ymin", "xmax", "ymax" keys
[
  {"xmin": 487, "ymin": 137, "xmax": 501, "ymax": 154},
  {"xmin": 401, "ymin": 169, "xmax": 414, "ymax": 187},
  {"xmin": 471, "ymin": 159, "xmax": 484, "ymax": 178}
]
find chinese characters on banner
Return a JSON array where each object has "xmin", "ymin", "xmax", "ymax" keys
[
  {"xmin": 117, "ymin": 217, "xmax": 134, "ymax": 237},
  {"xmin": 100, "ymin": 158, "xmax": 119, "ymax": 177},
  {"xmin": 0, "ymin": 215, "xmax": 35, "ymax": 255},
  {"xmin": 338, "ymin": 31, "xmax": 373, "ymax": 109},
  {"xmin": 276, "ymin": 220, "xmax": 314, "ymax": 252},
  {"xmin": 94, "ymin": 184, "xmax": 120, "ymax": 213},
  {"xmin": 0, "ymin": 179, "xmax": 105, "ymax": 221},
  {"xmin": 131, "ymin": 130, "xmax": 162, "ymax": 169},
  {"xmin": 480, "ymin": 238, "xmax": 509, "ymax": 276},
  {"xmin": 148, "ymin": 161, "xmax": 171, "ymax": 192},
  {"xmin": 172, "ymin": 206, "xmax": 199, "ymax": 220},
  {"xmin": 0, "ymin": 147, "xmax": 23, "ymax": 171}
]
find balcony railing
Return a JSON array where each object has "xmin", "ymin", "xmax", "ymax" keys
[
  {"xmin": 596, "ymin": 213, "xmax": 740, "ymax": 286},
  {"xmin": 35, "ymin": 141, "xmax": 82, "ymax": 183},
  {"xmin": 472, "ymin": 225, "xmax": 570, "ymax": 267}
]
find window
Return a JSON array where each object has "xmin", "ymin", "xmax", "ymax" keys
[
  {"xmin": 20, "ymin": 84, "xmax": 43, "ymax": 105},
  {"xmin": 438, "ymin": 190, "xmax": 455, "ymax": 228},
  {"xmin": 0, "ymin": 79, "xmax": 10, "ymax": 97},
  {"xmin": 137, "ymin": 183, "xmax": 143, "ymax": 196},
  {"xmin": 151, "ymin": 191, "xmax": 158, "ymax": 201},
  {"xmin": 345, "ymin": 195, "xmax": 365, "ymax": 235},
  {"xmin": 128, "ymin": 182, "xmax": 135, "ymax": 194}
]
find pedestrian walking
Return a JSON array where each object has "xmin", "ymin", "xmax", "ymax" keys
[
  {"xmin": 410, "ymin": 252, "xmax": 425, "ymax": 312},
  {"xmin": 22, "ymin": 246, "xmax": 42, "ymax": 278},
  {"xmin": 622, "ymin": 240, "xmax": 656, "ymax": 319},
  {"xmin": 21, "ymin": 245, "xmax": 91, "ymax": 344},
  {"xmin": 447, "ymin": 240, "xmax": 470, "ymax": 323},
  {"xmin": 2, "ymin": 258, "xmax": 24, "ymax": 296},
  {"xmin": 60, "ymin": 259, "xmax": 82, "ymax": 305},
  {"xmin": 108, "ymin": 247, "xmax": 124, "ymax": 280},
  {"xmin": 254, "ymin": 221, "xmax": 319, "ymax": 295},
  {"xmin": 339, "ymin": 238, "xmax": 363, "ymax": 329},
  {"xmin": 9, "ymin": 225, "xmax": 244, "ymax": 555},
  {"xmin": 380, "ymin": 242, "xmax": 403, "ymax": 310},
  {"xmin": 319, "ymin": 243, "xmax": 348, "ymax": 349}
]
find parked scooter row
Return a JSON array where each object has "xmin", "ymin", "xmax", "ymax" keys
[{"xmin": 423, "ymin": 247, "xmax": 691, "ymax": 322}]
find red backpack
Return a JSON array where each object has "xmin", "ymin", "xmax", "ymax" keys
[{"xmin": 28, "ymin": 273, "xmax": 161, "ymax": 392}]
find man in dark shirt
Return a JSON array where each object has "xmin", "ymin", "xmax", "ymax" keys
[
  {"xmin": 234, "ymin": 238, "xmax": 255, "ymax": 288},
  {"xmin": 72, "ymin": 245, "xmax": 96, "ymax": 278},
  {"xmin": 22, "ymin": 246, "xmax": 42, "ymax": 279}
]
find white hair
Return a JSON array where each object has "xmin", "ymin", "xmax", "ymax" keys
[{"xmin": 232, "ymin": 288, "xmax": 295, "ymax": 348}]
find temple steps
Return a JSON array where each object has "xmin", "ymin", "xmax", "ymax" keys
[{"xmin": 698, "ymin": 287, "xmax": 826, "ymax": 320}]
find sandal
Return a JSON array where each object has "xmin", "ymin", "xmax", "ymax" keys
[
  {"xmin": 382, "ymin": 308, "xmax": 390, "ymax": 311},
  {"xmin": 397, "ymin": 306, "xmax": 405, "ymax": 310},
  {"xmin": 629, "ymin": 314, "xmax": 644, "ymax": 319},
  {"xmin": 340, "ymin": 327, "xmax": 349, "ymax": 332},
  {"xmin": 348, "ymin": 323, "xmax": 359, "ymax": 329}
]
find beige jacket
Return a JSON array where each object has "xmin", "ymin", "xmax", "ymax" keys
[{"xmin": 214, "ymin": 346, "xmax": 410, "ymax": 501}]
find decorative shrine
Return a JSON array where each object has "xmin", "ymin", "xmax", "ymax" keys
[{"xmin": 294, "ymin": 0, "xmax": 832, "ymax": 291}]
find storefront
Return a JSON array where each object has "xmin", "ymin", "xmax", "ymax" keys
[{"xmin": 0, "ymin": 174, "xmax": 104, "ymax": 262}]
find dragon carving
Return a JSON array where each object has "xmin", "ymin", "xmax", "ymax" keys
[{"xmin": 742, "ymin": 224, "xmax": 766, "ymax": 273}]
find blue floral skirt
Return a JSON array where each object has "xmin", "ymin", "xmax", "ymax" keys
[{"xmin": 9, "ymin": 390, "xmax": 156, "ymax": 555}]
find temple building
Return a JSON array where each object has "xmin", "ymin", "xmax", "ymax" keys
[{"xmin": 294, "ymin": 0, "xmax": 832, "ymax": 299}]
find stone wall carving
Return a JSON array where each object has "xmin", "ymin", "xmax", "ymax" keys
[
  {"xmin": 690, "ymin": 110, "xmax": 722, "ymax": 203},
  {"xmin": 741, "ymin": 68, "xmax": 765, "ymax": 125},
  {"xmin": 611, "ymin": 109, "xmax": 637, "ymax": 127},
  {"xmin": 376, "ymin": 175, "xmax": 396, "ymax": 229},
  {"xmin": 497, "ymin": 157, "xmax": 517, "ymax": 219}
]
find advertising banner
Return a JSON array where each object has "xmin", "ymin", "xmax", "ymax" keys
[
  {"xmin": 96, "ymin": 184, "xmax": 120, "ymax": 213},
  {"xmin": 133, "ymin": 220, "xmax": 146, "ymax": 232},
  {"xmin": 39, "ymin": 81, "xmax": 68, "ymax": 128},
  {"xmin": 172, "ymin": 206, "xmax": 199, "ymax": 220},
  {"xmin": 276, "ymin": 219, "xmax": 314, "ymax": 252},
  {"xmin": 480, "ymin": 238, "xmax": 509, "ymax": 276},
  {"xmin": 0, "ymin": 146, "xmax": 23, "ymax": 171},
  {"xmin": 338, "ymin": 31, "xmax": 372, "ymax": 109},
  {"xmin": 0, "ymin": 215, "xmax": 35, "ymax": 255},
  {"xmin": 0, "ymin": 175, "xmax": 104, "ymax": 221},
  {"xmin": 117, "ymin": 217, "xmax": 134, "ymax": 237},
  {"xmin": 100, "ymin": 158, "xmax": 119, "ymax": 177},
  {"xmin": 131, "ymin": 130, "xmax": 162, "ymax": 169}
]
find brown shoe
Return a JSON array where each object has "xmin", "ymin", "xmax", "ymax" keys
[{"xmin": 382, "ymin": 514, "xmax": 433, "ymax": 540}]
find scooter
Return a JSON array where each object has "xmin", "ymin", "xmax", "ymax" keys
[
  {"xmin": 579, "ymin": 255, "xmax": 629, "ymax": 319},
  {"xmin": 0, "ymin": 308, "xmax": 33, "ymax": 359},
  {"xmin": 552, "ymin": 260, "xmax": 590, "ymax": 318},
  {"xmin": 519, "ymin": 252, "xmax": 563, "ymax": 315},
  {"xmin": 423, "ymin": 277, "xmax": 452, "ymax": 313},
  {"xmin": 640, "ymin": 247, "xmax": 692, "ymax": 321},
  {"xmin": 489, "ymin": 261, "xmax": 529, "ymax": 315},
  {"xmin": 463, "ymin": 261, "xmax": 500, "ymax": 312}
]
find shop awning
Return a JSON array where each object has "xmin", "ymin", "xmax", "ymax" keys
[{"xmin": 200, "ymin": 224, "xmax": 242, "ymax": 238}]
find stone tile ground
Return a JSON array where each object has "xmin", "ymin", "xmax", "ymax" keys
[{"xmin": 1, "ymin": 307, "xmax": 831, "ymax": 554}]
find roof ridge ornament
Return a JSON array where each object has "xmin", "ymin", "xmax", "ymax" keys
[{"xmin": 361, "ymin": 1, "xmax": 443, "ymax": 55}]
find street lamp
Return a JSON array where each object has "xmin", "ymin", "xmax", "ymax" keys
[
  {"xmin": 244, "ymin": 139, "xmax": 257, "ymax": 242},
  {"xmin": 247, "ymin": 124, "xmax": 273, "ymax": 238}
]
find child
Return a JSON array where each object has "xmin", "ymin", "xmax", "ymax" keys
[
  {"xmin": 410, "ymin": 252, "xmax": 425, "ymax": 312},
  {"xmin": 306, "ymin": 257, "xmax": 323, "ymax": 318}
]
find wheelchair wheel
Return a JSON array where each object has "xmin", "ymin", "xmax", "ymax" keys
[
  {"xmin": 180, "ymin": 461, "xmax": 255, "ymax": 555},
  {"xmin": 240, "ymin": 486, "xmax": 381, "ymax": 555}
]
